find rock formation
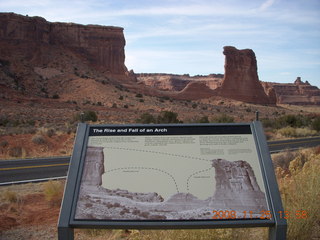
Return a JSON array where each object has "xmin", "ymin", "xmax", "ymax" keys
[
  {"xmin": 263, "ymin": 77, "xmax": 320, "ymax": 105},
  {"xmin": 217, "ymin": 46, "xmax": 276, "ymax": 104},
  {"xmin": 0, "ymin": 13, "xmax": 126, "ymax": 74},
  {"xmin": 81, "ymin": 146, "xmax": 105, "ymax": 186},
  {"xmin": 0, "ymin": 13, "xmax": 128, "ymax": 95},
  {"xmin": 76, "ymin": 150, "xmax": 268, "ymax": 220},
  {"xmin": 210, "ymin": 158, "xmax": 268, "ymax": 212}
]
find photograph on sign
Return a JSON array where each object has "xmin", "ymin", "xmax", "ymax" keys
[{"xmin": 74, "ymin": 126, "xmax": 269, "ymax": 221}]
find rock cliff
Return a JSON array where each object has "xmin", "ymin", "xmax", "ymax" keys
[
  {"xmin": 0, "ymin": 13, "xmax": 126, "ymax": 74},
  {"xmin": 0, "ymin": 13, "xmax": 128, "ymax": 95}
]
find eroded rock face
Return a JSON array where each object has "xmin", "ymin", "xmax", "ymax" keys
[
  {"xmin": 0, "ymin": 13, "xmax": 126, "ymax": 74},
  {"xmin": 210, "ymin": 158, "xmax": 268, "ymax": 212},
  {"xmin": 217, "ymin": 46, "xmax": 276, "ymax": 104}
]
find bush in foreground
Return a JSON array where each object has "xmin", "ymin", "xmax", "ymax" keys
[{"xmin": 274, "ymin": 148, "xmax": 320, "ymax": 240}]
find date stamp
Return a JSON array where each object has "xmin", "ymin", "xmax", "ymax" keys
[{"xmin": 212, "ymin": 210, "xmax": 308, "ymax": 220}]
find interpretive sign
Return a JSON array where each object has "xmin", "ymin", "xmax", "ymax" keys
[{"xmin": 58, "ymin": 122, "xmax": 287, "ymax": 240}]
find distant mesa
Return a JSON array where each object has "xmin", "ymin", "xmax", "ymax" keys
[
  {"xmin": 137, "ymin": 47, "xmax": 320, "ymax": 105},
  {"xmin": 0, "ymin": 13, "xmax": 319, "ymax": 105}
]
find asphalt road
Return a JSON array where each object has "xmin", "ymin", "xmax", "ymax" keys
[
  {"xmin": 267, "ymin": 136, "xmax": 320, "ymax": 153},
  {"xmin": 0, "ymin": 137, "xmax": 319, "ymax": 185},
  {"xmin": 0, "ymin": 156, "xmax": 69, "ymax": 184}
]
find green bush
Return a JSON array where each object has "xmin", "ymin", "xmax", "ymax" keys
[
  {"xmin": 276, "ymin": 114, "xmax": 310, "ymax": 128},
  {"xmin": 157, "ymin": 111, "xmax": 181, "ymax": 123},
  {"xmin": 75, "ymin": 111, "xmax": 98, "ymax": 122},
  {"xmin": 0, "ymin": 116, "xmax": 9, "ymax": 126},
  {"xmin": 136, "ymin": 111, "xmax": 182, "ymax": 124},
  {"xmin": 192, "ymin": 116, "xmax": 209, "ymax": 123},
  {"xmin": 136, "ymin": 113, "xmax": 156, "ymax": 124},
  {"xmin": 211, "ymin": 114, "xmax": 234, "ymax": 123},
  {"xmin": 311, "ymin": 116, "xmax": 320, "ymax": 131},
  {"xmin": 32, "ymin": 134, "xmax": 46, "ymax": 144},
  {"xmin": 9, "ymin": 146, "xmax": 23, "ymax": 157}
]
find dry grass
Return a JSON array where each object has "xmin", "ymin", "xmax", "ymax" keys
[
  {"xmin": 43, "ymin": 180, "xmax": 65, "ymax": 206},
  {"xmin": 274, "ymin": 147, "xmax": 320, "ymax": 240}
]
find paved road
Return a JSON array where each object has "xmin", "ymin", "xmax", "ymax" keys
[
  {"xmin": 0, "ymin": 137, "xmax": 319, "ymax": 185},
  {"xmin": 0, "ymin": 156, "xmax": 69, "ymax": 184},
  {"xmin": 267, "ymin": 136, "xmax": 320, "ymax": 153}
]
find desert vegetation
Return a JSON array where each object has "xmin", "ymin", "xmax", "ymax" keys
[{"xmin": 262, "ymin": 114, "xmax": 320, "ymax": 139}]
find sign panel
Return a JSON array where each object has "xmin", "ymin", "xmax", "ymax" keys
[{"xmin": 74, "ymin": 124, "xmax": 269, "ymax": 221}]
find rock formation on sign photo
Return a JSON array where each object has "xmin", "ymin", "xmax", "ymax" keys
[
  {"xmin": 209, "ymin": 158, "xmax": 268, "ymax": 212},
  {"xmin": 75, "ymin": 146, "xmax": 268, "ymax": 220}
]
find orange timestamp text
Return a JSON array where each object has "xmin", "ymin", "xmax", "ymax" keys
[{"xmin": 212, "ymin": 210, "xmax": 308, "ymax": 220}]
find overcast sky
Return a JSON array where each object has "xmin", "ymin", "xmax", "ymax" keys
[{"xmin": 1, "ymin": 0, "xmax": 320, "ymax": 86}]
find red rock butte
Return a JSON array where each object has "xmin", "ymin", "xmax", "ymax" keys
[{"xmin": 216, "ymin": 46, "xmax": 276, "ymax": 104}]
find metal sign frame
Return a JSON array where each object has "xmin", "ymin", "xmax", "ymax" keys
[{"xmin": 58, "ymin": 122, "xmax": 287, "ymax": 239}]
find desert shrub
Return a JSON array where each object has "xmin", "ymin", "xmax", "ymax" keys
[
  {"xmin": 136, "ymin": 113, "xmax": 156, "ymax": 124},
  {"xmin": 294, "ymin": 127, "xmax": 317, "ymax": 137},
  {"xmin": 198, "ymin": 116, "xmax": 210, "ymax": 123},
  {"xmin": 0, "ymin": 140, "xmax": 8, "ymax": 148},
  {"xmin": 261, "ymin": 118, "xmax": 274, "ymax": 128},
  {"xmin": 278, "ymin": 149, "xmax": 320, "ymax": 240},
  {"xmin": 277, "ymin": 127, "xmax": 296, "ymax": 138},
  {"xmin": 157, "ymin": 111, "xmax": 181, "ymax": 123},
  {"xmin": 311, "ymin": 116, "xmax": 320, "ymax": 131},
  {"xmin": 0, "ymin": 116, "xmax": 9, "ymax": 126},
  {"xmin": 9, "ymin": 146, "xmax": 26, "ymax": 158},
  {"xmin": 277, "ymin": 127, "xmax": 317, "ymax": 138},
  {"xmin": 46, "ymin": 128, "xmax": 55, "ymax": 137},
  {"xmin": 32, "ymin": 134, "xmax": 46, "ymax": 144},
  {"xmin": 276, "ymin": 114, "xmax": 311, "ymax": 129},
  {"xmin": 192, "ymin": 116, "xmax": 209, "ymax": 123},
  {"xmin": 74, "ymin": 111, "xmax": 98, "ymax": 122},
  {"xmin": 135, "ymin": 93, "xmax": 143, "ymax": 98},
  {"xmin": 211, "ymin": 114, "xmax": 234, "ymax": 123},
  {"xmin": 52, "ymin": 94, "xmax": 60, "ymax": 99},
  {"xmin": 272, "ymin": 150, "xmax": 297, "ymax": 170},
  {"xmin": 43, "ymin": 180, "xmax": 64, "ymax": 206}
]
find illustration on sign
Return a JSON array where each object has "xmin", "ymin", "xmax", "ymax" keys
[{"xmin": 75, "ymin": 127, "xmax": 268, "ymax": 220}]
